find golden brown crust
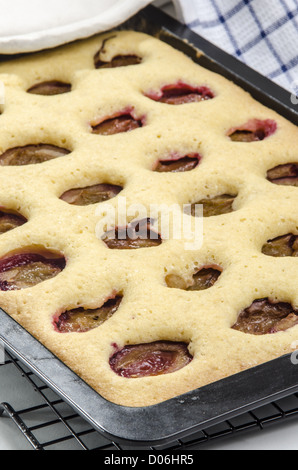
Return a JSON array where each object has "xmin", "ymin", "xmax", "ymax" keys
[{"xmin": 0, "ymin": 31, "xmax": 297, "ymax": 407}]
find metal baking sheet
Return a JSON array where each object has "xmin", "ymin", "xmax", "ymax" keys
[{"xmin": 1, "ymin": 4, "xmax": 298, "ymax": 448}]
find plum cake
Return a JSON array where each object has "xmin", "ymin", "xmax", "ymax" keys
[{"xmin": 0, "ymin": 30, "xmax": 297, "ymax": 407}]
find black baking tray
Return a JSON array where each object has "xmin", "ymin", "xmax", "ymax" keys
[{"xmin": 1, "ymin": 4, "xmax": 298, "ymax": 449}]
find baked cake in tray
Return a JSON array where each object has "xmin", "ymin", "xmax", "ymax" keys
[{"xmin": 0, "ymin": 31, "xmax": 297, "ymax": 407}]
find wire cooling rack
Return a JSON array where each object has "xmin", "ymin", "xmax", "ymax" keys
[{"xmin": 1, "ymin": 350, "xmax": 298, "ymax": 450}]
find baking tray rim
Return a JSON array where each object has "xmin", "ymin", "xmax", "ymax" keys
[{"xmin": 0, "ymin": 4, "xmax": 298, "ymax": 448}]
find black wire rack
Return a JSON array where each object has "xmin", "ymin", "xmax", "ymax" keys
[{"xmin": 1, "ymin": 350, "xmax": 298, "ymax": 450}]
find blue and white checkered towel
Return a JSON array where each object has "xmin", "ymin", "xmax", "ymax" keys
[{"xmin": 173, "ymin": 0, "xmax": 298, "ymax": 92}]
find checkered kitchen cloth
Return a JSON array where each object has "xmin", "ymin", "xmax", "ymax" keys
[{"xmin": 172, "ymin": 0, "xmax": 298, "ymax": 93}]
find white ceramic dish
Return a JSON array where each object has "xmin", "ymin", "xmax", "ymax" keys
[{"xmin": 0, "ymin": 0, "xmax": 153, "ymax": 54}]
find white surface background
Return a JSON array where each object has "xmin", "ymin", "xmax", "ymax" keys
[{"xmin": 0, "ymin": 0, "xmax": 297, "ymax": 451}]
